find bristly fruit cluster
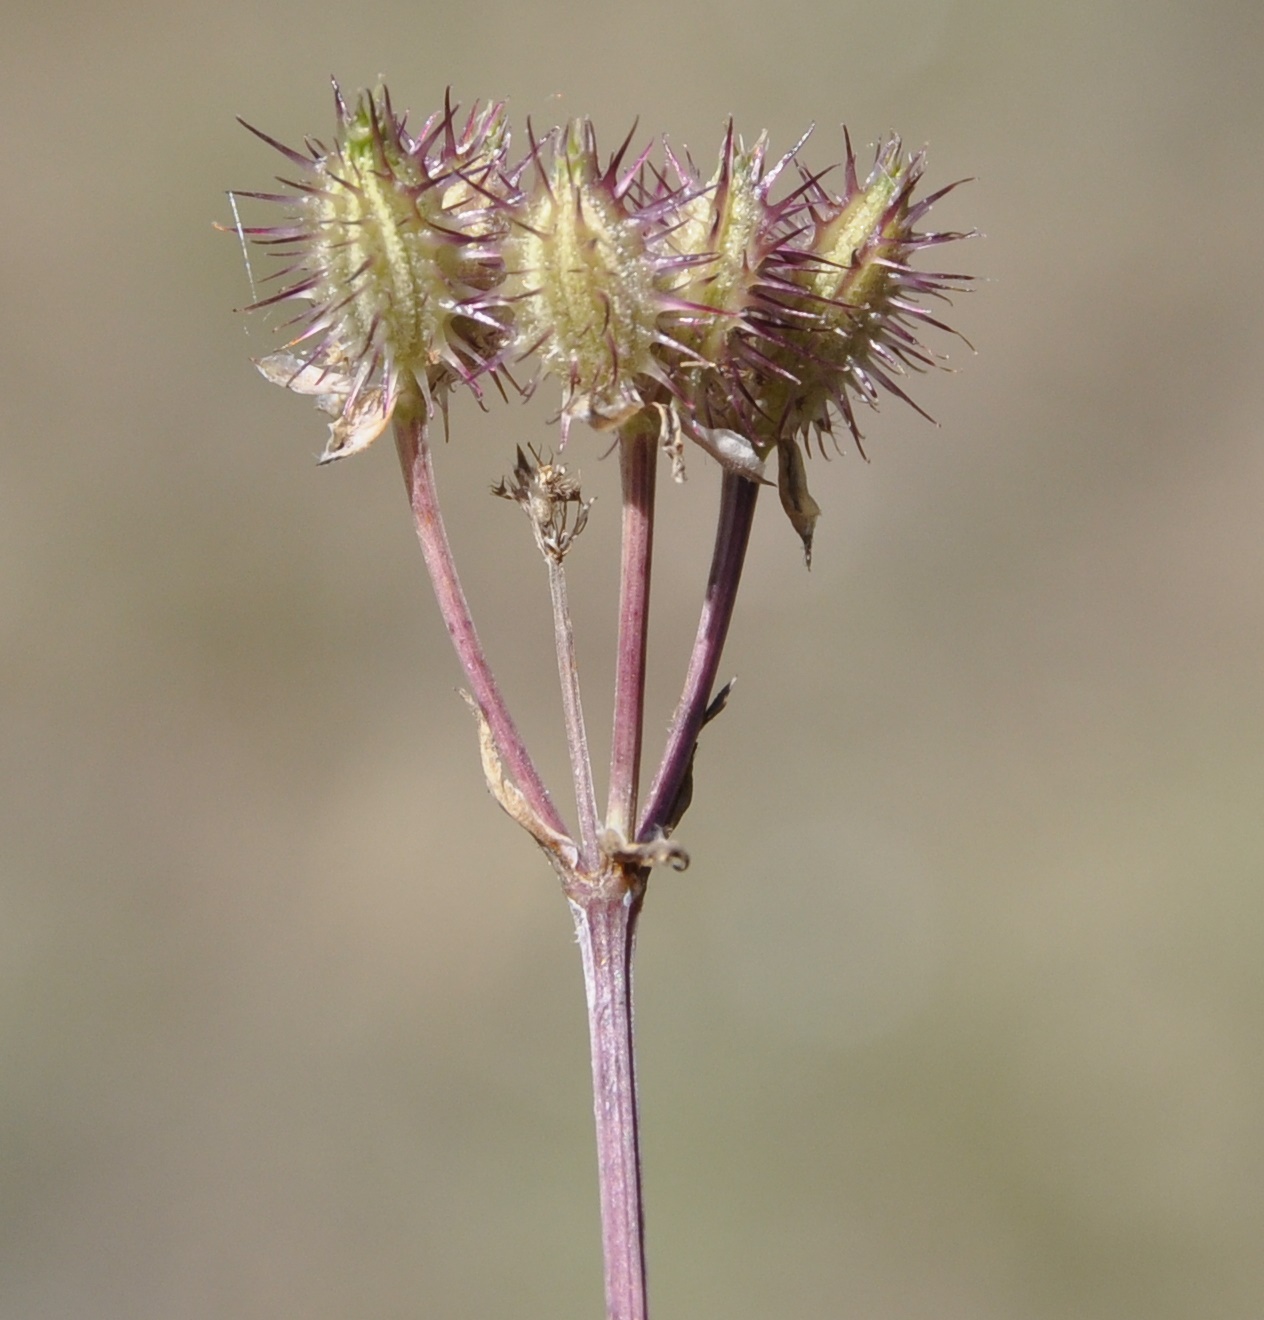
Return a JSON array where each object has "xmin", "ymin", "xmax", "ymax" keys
[{"xmin": 232, "ymin": 83, "xmax": 971, "ymax": 562}]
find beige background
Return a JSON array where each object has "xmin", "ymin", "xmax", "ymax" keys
[{"xmin": 3, "ymin": 1, "xmax": 1262, "ymax": 1316}]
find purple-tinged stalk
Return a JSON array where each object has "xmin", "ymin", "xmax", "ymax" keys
[
  {"xmin": 395, "ymin": 410, "xmax": 571, "ymax": 847},
  {"xmin": 639, "ymin": 468, "xmax": 759, "ymax": 843},
  {"xmin": 230, "ymin": 84, "xmax": 972, "ymax": 1320},
  {"xmin": 573, "ymin": 890, "xmax": 647, "ymax": 1320},
  {"xmin": 608, "ymin": 421, "xmax": 657, "ymax": 843}
]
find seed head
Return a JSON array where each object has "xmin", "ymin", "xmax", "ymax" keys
[
  {"xmin": 648, "ymin": 128, "xmax": 971, "ymax": 558},
  {"xmin": 777, "ymin": 132, "xmax": 973, "ymax": 451},
  {"xmin": 502, "ymin": 120, "xmax": 674, "ymax": 442},
  {"xmin": 228, "ymin": 88, "xmax": 973, "ymax": 535},
  {"xmin": 234, "ymin": 84, "xmax": 512, "ymax": 462},
  {"xmin": 651, "ymin": 123, "xmax": 815, "ymax": 477}
]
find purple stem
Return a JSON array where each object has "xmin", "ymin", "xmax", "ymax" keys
[
  {"xmin": 607, "ymin": 430, "xmax": 657, "ymax": 840},
  {"xmin": 637, "ymin": 470, "xmax": 759, "ymax": 842},
  {"xmin": 572, "ymin": 889, "xmax": 648, "ymax": 1320},
  {"xmin": 394, "ymin": 412, "xmax": 570, "ymax": 842}
]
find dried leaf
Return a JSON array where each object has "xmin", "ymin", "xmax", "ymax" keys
[
  {"xmin": 777, "ymin": 439, "xmax": 821, "ymax": 567},
  {"xmin": 460, "ymin": 692, "xmax": 576, "ymax": 864}
]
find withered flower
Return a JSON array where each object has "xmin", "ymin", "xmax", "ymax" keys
[{"xmin": 492, "ymin": 445, "xmax": 592, "ymax": 561}]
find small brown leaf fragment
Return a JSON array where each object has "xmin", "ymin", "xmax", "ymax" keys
[
  {"xmin": 654, "ymin": 403, "xmax": 687, "ymax": 483},
  {"xmin": 777, "ymin": 439, "xmax": 821, "ymax": 568},
  {"xmin": 600, "ymin": 828, "xmax": 690, "ymax": 873},
  {"xmin": 460, "ymin": 691, "xmax": 576, "ymax": 864},
  {"xmin": 663, "ymin": 679, "xmax": 735, "ymax": 836}
]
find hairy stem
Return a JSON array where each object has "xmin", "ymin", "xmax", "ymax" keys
[
  {"xmin": 549, "ymin": 555, "xmax": 600, "ymax": 868},
  {"xmin": 572, "ymin": 886, "xmax": 648, "ymax": 1320},
  {"xmin": 638, "ymin": 471, "xmax": 759, "ymax": 841},
  {"xmin": 607, "ymin": 429, "xmax": 657, "ymax": 840},
  {"xmin": 394, "ymin": 411, "xmax": 570, "ymax": 842}
]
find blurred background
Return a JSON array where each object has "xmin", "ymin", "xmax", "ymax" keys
[{"xmin": 3, "ymin": 1, "xmax": 1262, "ymax": 1316}]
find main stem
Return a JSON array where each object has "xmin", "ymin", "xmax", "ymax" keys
[{"xmin": 572, "ymin": 886, "xmax": 648, "ymax": 1320}]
